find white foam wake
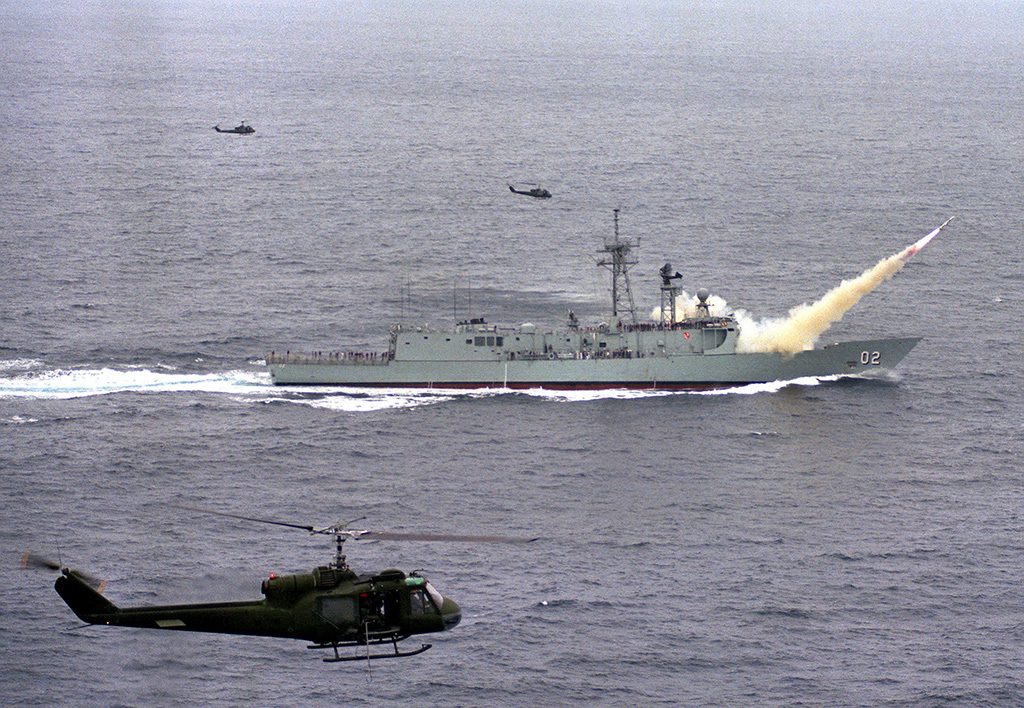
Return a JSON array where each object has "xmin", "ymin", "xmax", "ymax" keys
[
  {"xmin": 0, "ymin": 364, "xmax": 860, "ymax": 407},
  {"xmin": 688, "ymin": 375, "xmax": 842, "ymax": 395},
  {"xmin": 512, "ymin": 376, "xmax": 846, "ymax": 401},
  {"xmin": 0, "ymin": 367, "xmax": 492, "ymax": 412},
  {"xmin": 0, "ymin": 368, "xmax": 269, "ymax": 400}
]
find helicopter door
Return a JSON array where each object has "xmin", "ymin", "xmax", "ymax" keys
[
  {"xmin": 382, "ymin": 590, "xmax": 401, "ymax": 626},
  {"xmin": 358, "ymin": 591, "xmax": 388, "ymax": 629},
  {"xmin": 317, "ymin": 596, "xmax": 357, "ymax": 626}
]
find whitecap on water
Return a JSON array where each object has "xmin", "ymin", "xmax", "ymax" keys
[
  {"xmin": 5, "ymin": 415, "xmax": 39, "ymax": 424},
  {"xmin": 0, "ymin": 358, "xmax": 45, "ymax": 373}
]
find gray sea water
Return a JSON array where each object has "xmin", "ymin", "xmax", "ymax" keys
[{"xmin": 2, "ymin": 1, "xmax": 1023, "ymax": 704}]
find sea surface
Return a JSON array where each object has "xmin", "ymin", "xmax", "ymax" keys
[{"xmin": 2, "ymin": 1, "xmax": 1022, "ymax": 705}]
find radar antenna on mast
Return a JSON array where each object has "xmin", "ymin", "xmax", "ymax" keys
[
  {"xmin": 659, "ymin": 262, "xmax": 683, "ymax": 325},
  {"xmin": 596, "ymin": 209, "xmax": 639, "ymax": 328}
]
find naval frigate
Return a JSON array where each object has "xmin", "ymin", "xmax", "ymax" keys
[{"xmin": 266, "ymin": 211, "xmax": 921, "ymax": 390}]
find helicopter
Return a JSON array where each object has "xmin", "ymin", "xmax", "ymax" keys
[
  {"xmin": 507, "ymin": 182, "xmax": 552, "ymax": 198},
  {"xmin": 34, "ymin": 506, "xmax": 536, "ymax": 663},
  {"xmin": 213, "ymin": 121, "xmax": 255, "ymax": 134}
]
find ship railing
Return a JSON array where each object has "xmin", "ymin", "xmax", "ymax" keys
[
  {"xmin": 621, "ymin": 318, "xmax": 734, "ymax": 333},
  {"xmin": 265, "ymin": 351, "xmax": 392, "ymax": 366},
  {"xmin": 516, "ymin": 349, "xmax": 643, "ymax": 361}
]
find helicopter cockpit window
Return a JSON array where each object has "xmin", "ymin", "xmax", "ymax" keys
[
  {"xmin": 409, "ymin": 587, "xmax": 439, "ymax": 615},
  {"xmin": 424, "ymin": 581, "xmax": 444, "ymax": 609}
]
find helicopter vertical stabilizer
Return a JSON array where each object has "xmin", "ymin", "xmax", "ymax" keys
[{"xmin": 55, "ymin": 569, "xmax": 118, "ymax": 620}]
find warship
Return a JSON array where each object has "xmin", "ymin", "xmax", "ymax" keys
[{"xmin": 266, "ymin": 211, "xmax": 927, "ymax": 390}]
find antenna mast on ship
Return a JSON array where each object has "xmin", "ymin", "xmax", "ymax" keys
[
  {"xmin": 659, "ymin": 262, "xmax": 683, "ymax": 326},
  {"xmin": 596, "ymin": 208, "xmax": 639, "ymax": 327}
]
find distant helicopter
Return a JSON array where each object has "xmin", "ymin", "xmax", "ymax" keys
[
  {"xmin": 508, "ymin": 182, "xmax": 552, "ymax": 198},
  {"xmin": 28, "ymin": 506, "xmax": 536, "ymax": 663},
  {"xmin": 213, "ymin": 121, "xmax": 255, "ymax": 134}
]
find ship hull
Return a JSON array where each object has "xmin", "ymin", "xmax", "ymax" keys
[{"xmin": 267, "ymin": 337, "xmax": 920, "ymax": 390}]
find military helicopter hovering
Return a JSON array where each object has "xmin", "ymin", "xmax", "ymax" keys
[{"xmin": 34, "ymin": 506, "xmax": 536, "ymax": 663}]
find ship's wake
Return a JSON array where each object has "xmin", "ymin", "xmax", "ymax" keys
[
  {"xmin": 0, "ymin": 362, "xmax": 874, "ymax": 411},
  {"xmin": 516, "ymin": 375, "xmax": 851, "ymax": 401},
  {"xmin": 0, "ymin": 365, "xmax": 453, "ymax": 412},
  {"xmin": 0, "ymin": 366, "xmax": 268, "ymax": 400}
]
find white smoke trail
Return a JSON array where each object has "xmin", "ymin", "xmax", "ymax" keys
[
  {"xmin": 734, "ymin": 252, "xmax": 907, "ymax": 354},
  {"xmin": 649, "ymin": 219, "xmax": 952, "ymax": 355},
  {"xmin": 735, "ymin": 218, "xmax": 953, "ymax": 354}
]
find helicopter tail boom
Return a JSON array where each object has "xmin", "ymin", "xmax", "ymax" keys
[{"xmin": 55, "ymin": 568, "xmax": 305, "ymax": 637}]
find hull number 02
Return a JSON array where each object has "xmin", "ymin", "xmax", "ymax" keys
[{"xmin": 860, "ymin": 351, "xmax": 881, "ymax": 365}]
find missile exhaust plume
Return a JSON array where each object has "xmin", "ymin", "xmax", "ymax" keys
[
  {"xmin": 733, "ymin": 217, "xmax": 953, "ymax": 355},
  {"xmin": 900, "ymin": 216, "xmax": 955, "ymax": 260}
]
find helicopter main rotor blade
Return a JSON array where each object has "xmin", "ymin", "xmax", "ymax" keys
[
  {"xmin": 169, "ymin": 504, "xmax": 315, "ymax": 533},
  {"xmin": 312, "ymin": 516, "xmax": 368, "ymax": 535},
  {"xmin": 357, "ymin": 531, "xmax": 539, "ymax": 544},
  {"xmin": 21, "ymin": 551, "xmax": 105, "ymax": 590},
  {"xmin": 169, "ymin": 505, "xmax": 538, "ymax": 544}
]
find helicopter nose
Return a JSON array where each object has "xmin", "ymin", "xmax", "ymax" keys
[{"xmin": 441, "ymin": 596, "xmax": 461, "ymax": 630}]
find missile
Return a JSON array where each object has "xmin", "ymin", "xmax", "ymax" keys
[{"xmin": 900, "ymin": 216, "xmax": 955, "ymax": 261}]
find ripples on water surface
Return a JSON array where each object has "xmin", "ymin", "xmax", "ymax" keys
[{"xmin": 2, "ymin": 0, "xmax": 1023, "ymax": 705}]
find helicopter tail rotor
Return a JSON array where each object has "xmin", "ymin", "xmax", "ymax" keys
[
  {"xmin": 21, "ymin": 550, "xmax": 61, "ymax": 572},
  {"xmin": 21, "ymin": 551, "xmax": 107, "ymax": 592}
]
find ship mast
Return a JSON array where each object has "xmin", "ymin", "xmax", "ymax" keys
[
  {"xmin": 596, "ymin": 208, "xmax": 639, "ymax": 328},
  {"xmin": 659, "ymin": 262, "xmax": 682, "ymax": 326}
]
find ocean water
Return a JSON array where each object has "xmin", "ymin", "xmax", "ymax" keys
[{"xmin": 2, "ymin": 1, "xmax": 1022, "ymax": 704}]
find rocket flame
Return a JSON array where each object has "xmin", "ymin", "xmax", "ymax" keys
[
  {"xmin": 900, "ymin": 216, "xmax": 955, "ymax": 260},
  {"xmin": 733, "ymin": 218, "xmax": 953, "ymax": 354}
]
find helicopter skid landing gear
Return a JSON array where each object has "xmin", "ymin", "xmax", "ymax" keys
[
  {"xmin": 323, "ymin": 642, "xmax": 431, "ymax": 662},
  {"xmin": 307, "ymin": 635, "xmax": 432, "ymax": 663}
]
